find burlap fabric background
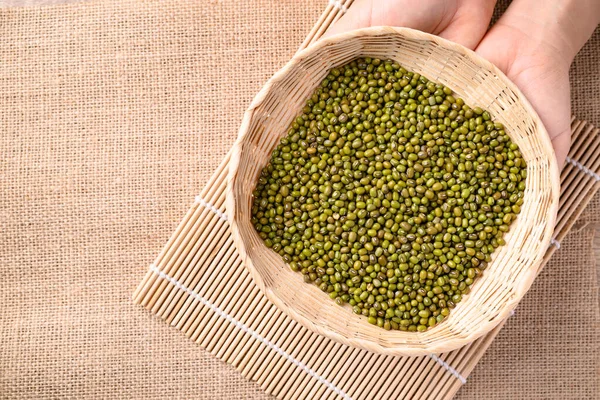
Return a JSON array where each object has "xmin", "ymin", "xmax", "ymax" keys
[{"xmin": 0, "ymin": 0, "xmax": 598, "ymax": 398}]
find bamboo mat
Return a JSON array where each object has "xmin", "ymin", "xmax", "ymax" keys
[{"xmin": 133, "ymin": 2, "xmax": 600, "ymax": 399}]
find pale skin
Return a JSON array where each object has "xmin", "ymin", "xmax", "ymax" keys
[{"xmin": 325, "ymin": 0, "xmax": 600, "ymax": 168}]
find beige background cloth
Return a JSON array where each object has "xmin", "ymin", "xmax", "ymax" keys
[{"xmin": 0, "ymin": 0, "xmax": 598, "ymax": 399}]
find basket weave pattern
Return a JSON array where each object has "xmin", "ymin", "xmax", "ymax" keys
[{"xmin": 228, "ymin": 26, "xmax": 560, "ymax": 356}]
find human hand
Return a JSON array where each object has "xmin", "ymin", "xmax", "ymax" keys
[
  {"xmin": 325, "ymin": 0, "xmax": 497, "ymax": 50},
  {"xmin": 476, "ymin": 0, "xmax": 600, "ymax": 168}
]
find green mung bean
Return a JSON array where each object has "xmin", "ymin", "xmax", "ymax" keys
[{"xmin": 250, "ymin": 58, "xmax": 526, "ymax": 331}]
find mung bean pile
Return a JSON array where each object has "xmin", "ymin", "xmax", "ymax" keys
[{"xmin": 251, "ymin": 57, "xmax": 526, "ymax": 332}]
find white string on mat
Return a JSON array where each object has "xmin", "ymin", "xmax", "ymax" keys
[
  {"xmin": 195, "ymin": 195, "xmax": 228, "ymax": 222},
  {"xmin": 150, "ymin": 265, "xmax": 467, "ymax": 388},
  {"xmin": 550, "ymin": 238, "xmax": 561, "ymax": 249},
  {"xmin": 149, "ymin": 264, "xmax": 353, "ymax": 400},
  {"xmin": 328, "ymin": 0, "xmax": 348, "ymax": 13},
  {"xmin": 566, "ymin": 156, "xmax": 600, "ymax": 182},
  {"xmin": 428, "ymin": 354, "xmax": 467, "ymax": 384}
]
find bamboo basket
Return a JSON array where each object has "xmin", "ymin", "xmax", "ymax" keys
[{"xmin": 227, "ymin": 26, "xmax": 560, "ymax": 356}]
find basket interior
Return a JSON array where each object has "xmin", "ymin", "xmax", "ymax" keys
[{"xmin": 229, "ymin": 28, "xmax": 557, "ymax": 354}]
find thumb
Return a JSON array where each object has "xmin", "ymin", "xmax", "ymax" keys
[{"xmin": 323, "ymin": 0, "xmax": 374, "ymax": 38}]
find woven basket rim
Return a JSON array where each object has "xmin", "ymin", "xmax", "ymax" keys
[{"xmin": 227, "ymin": 26, "xmax": 560, "ymax": 356}]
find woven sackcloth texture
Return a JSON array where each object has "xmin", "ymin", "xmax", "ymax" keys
[{"xmin": 0, "ymin": 0, "xmax": 598, "ymax": 399}]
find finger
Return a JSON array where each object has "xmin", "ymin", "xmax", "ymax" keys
[
  {"xmin": 541, "ymin": 81, "xmax": 571, "ymax": 168},
  {"xmin": 324, "ymin": 0, "xmax": 450, "ymax": 39},
  {"xmin": 552, "ymin": 126, "xmax": 571, "ymax": 170},
  {"xmin": 323, "ymin": 0, "xmax": 374, "ymax": 38},
  {"xmin": 434, "ymin": 0, "xmax": 497, "ymax": 50}
]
